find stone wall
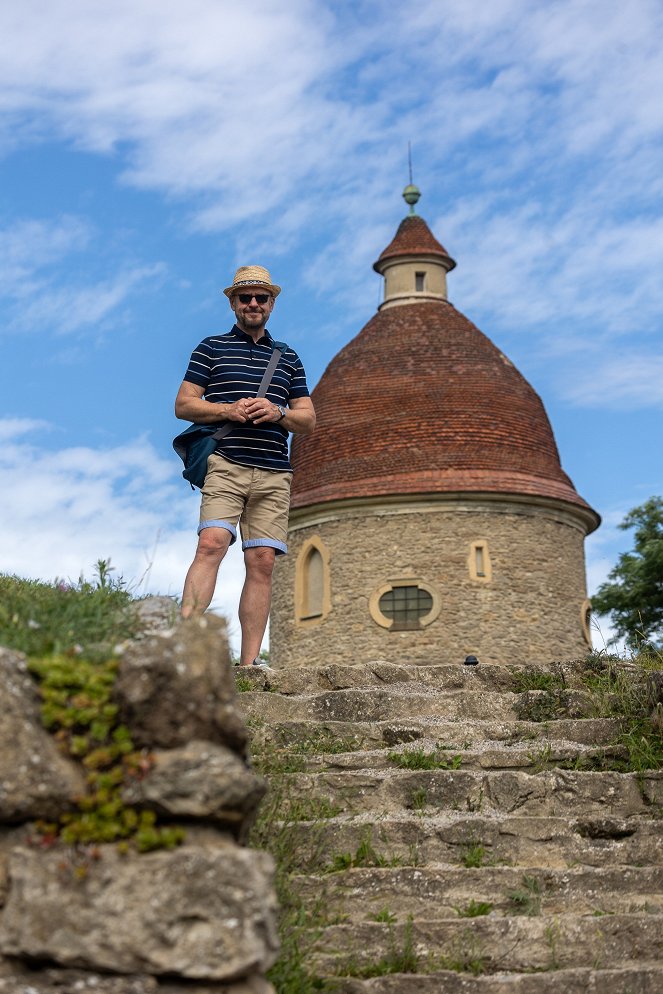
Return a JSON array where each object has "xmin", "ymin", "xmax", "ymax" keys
[
  {"xmin": 0, "ymin": 611, "xmax": 278, "ymax": 994},
  {"xmin": 272, "ymin": 497, "xmax": 591, "ymax": 669}
]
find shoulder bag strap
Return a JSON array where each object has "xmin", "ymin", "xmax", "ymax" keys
[{"xmin": 210, "ymin": 346, "xmax": 284, "ymax": 441}]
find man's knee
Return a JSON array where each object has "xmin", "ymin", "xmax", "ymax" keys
[
  {"xmin": 195, "ymin": 527, "xmax": 233, "ymax": 562},
  {"xmin": 244, "ymin": 545, "xmax": 276, "ymax": 579}
]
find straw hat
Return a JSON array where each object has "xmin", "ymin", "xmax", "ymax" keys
[{"xmin": 223, "ymin": 265, "xmax": 281, "ymax": 298}]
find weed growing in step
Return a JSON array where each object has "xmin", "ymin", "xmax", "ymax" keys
[
  {"xmin": 370, "ymin": 907, "xmax": 398, "ymax": 924},
  {"xmin": 514, "ymin": 689, "xmax": 571, "ymax": 722},
  {"xmin": 433, "ymin": 932, "xmax": 486, "ymax": 976},
  {"xmin": 249, "ymin": 775, "xmax": 330, "ymax": 993},
  {"xmin": 335, "ymin": 916, "xmax": 418, "ymax": 978},
  {"xmin": 288, "ymin": 727, "xmax": 365, "ymax": 756},
  {"xmin": 235, "ymin": 674, "xmax": 254, "ymax": 693},
  {"xmin": 410, "ymin": 787, "xmax": 429, "ymax": 812},
  {"xmin": 544, "ymin": 920, "xmax": 562, "ymax": 970},
  {"xmin": 453, "ymin": 899, "xmax": 493, "ymax": 917},
  {"xmin": 527, "ymin": 741, "xmax": 554, "ymax": 772},
  {"xmin": 576, "ymin": 650, "xmax": 663, "ymax": 772},
  {"xmin": 460, "ymin": 841, "xmax": 489, "ymax": 868},
  {"xmin": 508, "ymin": 874, "xmax": 545, "ymax": 916},
  {"xmin": 511, "ymin": 665, "xmax": 566, "ymax": 694},
  {"xmin": 326, "ymin": 828, "xmax": 401, "ymax": 874},
  {"xmin": 387, "ymin": 748, "xmax": 462, "ymax": 770}
]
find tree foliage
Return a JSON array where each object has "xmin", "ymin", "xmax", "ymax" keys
[{"xmin": 592, "ymin": 497, "xmax": 663, "ymax": 650}]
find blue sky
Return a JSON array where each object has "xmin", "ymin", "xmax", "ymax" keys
[{"xmin": 1, "ymin": 0, "xmax": 661, "ymax": 654}]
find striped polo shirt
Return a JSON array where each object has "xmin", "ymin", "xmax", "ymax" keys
[{"xmin": 183, "ymin": 325, "xmax": 310, "ymax": 472}]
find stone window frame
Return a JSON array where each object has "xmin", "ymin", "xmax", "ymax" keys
[
  {"xmin": 468, "ymin": 540, "xmax": 492, "ymax": 583},
  {"xmin": 415, "ymin": 270, "xmax": 426, "ymax": 292},
  {"xmin": 581, "ymin": 598, "xmax": 592, "ymax": 647},
  {"xmin": 369, "ymin": 578, "xmax": 441, "ymax": 631},
  {"xmin": 294, "ymin": 535, "xmax": 331, "ymax": 628}
]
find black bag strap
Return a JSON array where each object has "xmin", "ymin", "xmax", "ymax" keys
[{"xmin": 210, "ymin": 344, "xmax": 284, "ymax": 442}]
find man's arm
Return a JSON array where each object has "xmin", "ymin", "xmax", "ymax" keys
[{"xmin": 174, "ymin": 381, "xmax": 249, "ymax": 423}]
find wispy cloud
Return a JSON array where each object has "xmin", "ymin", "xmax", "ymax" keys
[
  {"xmin": 0, "ymin": 216, "xmax": 166, "ymax": 335},
  {"xmin": 560, "ymin": 353, "xmax": 663, "ymax": 410}
]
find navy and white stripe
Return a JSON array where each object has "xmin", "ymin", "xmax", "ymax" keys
[{"xmin": 183, "ymin": 325, "xmax": 310, "ymax": 472}]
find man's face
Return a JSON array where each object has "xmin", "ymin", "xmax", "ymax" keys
[{"xmin": 230, "ymin": 287, "xmax": 274, "ymax": 333}]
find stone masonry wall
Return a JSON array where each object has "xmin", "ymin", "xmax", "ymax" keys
[
  {"xmin": 0, "ymin": 609, "xmax": 278, "ymax": 994},
  {"xmin": 271, "ymin": 498, "xmax": 590, "ymax": 669}
]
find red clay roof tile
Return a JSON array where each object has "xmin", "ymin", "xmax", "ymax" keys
[
  {"xmin": 291, "ymin": 299, "xmax": 598, "ymax": 526},
  {"xmin": 374, "ymin": 214, "xmax": 456, "ymax": 270}
]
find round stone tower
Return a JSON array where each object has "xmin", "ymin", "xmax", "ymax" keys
[{"xmin": 271, "ymin": 189, "xmax": 600, "ymax": 668}]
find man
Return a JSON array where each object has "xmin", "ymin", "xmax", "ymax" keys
[{"xmin": 175, "ymin": 265, "xmax": 315, "ymax": 666}]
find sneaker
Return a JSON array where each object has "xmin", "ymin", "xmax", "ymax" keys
[{"xmin": 252, "ymin": 658, "xmax": 273, "ymax": 670}]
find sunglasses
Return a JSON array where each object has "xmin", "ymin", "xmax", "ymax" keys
[{"xmin": 236, "ymin": 292, "xmax": 271, "ymax": 304}]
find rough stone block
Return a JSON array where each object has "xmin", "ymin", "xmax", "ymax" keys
[{"xmin": 0, "ymin": 845, "xmax": 278, "ymax": 980}]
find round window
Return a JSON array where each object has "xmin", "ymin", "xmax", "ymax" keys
[{"xmin": 370, "ymin": 581, "xmax": 440, "ymax": 631}]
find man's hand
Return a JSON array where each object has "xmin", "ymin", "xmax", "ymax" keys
[
  {"xmin": 224, "ymin": 399, "xmax": 253, "ymax": 422},
  {"xmin": 244, "ymin": 397, "xmax": 282, "ymax": 424}
]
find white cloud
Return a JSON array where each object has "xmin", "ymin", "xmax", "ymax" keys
[
  {"xmin": 560, "ymin": 353, "xmax": 663, "ymax": 410},
  {"xmin": 0, "ymin": 421, "xmax": 249, "ymax": 654},
  {"xmin": 0, "ymin": 0, "xmax": 662, "ymax": 417},
  {"xmin": 0, "ymin": 216, "xmax": 166, "ymax": 335}
]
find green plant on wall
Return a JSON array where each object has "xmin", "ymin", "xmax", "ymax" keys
[{"xmin": 28, "ymin": 651, "xmax": 185, "ymax": 851}]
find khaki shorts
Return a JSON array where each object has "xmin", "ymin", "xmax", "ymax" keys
[{"xmin": 198, "ymin": 453, "xmax": 292, "ymax": 555}]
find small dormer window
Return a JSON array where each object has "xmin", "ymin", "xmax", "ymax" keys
[{"xmin": 415, "ymin": 271, "xmax": 425, "ymax": 292}]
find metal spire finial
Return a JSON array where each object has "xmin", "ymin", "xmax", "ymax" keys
[{"xmin": 402, "ymin": 141, "xmax": 421, "ymax": 214}]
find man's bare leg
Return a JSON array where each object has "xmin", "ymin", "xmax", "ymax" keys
[
  {"xmin": 238, "ymin": 546, "xmax": 276, "ymax": 666},
  {"xmin": 181, "ymin": 528, "xmax": 233, "ymax": 618}
]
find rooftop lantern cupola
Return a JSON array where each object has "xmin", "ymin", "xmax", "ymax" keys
[{"xmin": 373, "ymin": 183, "xmax": 456, "ymax": 310}]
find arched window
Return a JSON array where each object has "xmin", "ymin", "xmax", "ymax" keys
[
  {"xmin": 581, "ymin": 599, "xmax": 592, "ymax": 647},
  {"xmin": 295, "ymin": 536, "xmax": 330, "ymax": 626},
  {"xmin": 369, "ymin": 579, "xmax": 440, "ymax": 631}
]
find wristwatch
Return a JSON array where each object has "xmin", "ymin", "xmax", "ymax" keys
[{"xmin": 275, "ymin": 405, "xmax": 286, "ymax": 421}]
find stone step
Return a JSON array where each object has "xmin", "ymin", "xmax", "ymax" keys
[
  {"xmin": 281, "ymin": 813, "xmax": 663, "ymax": 872},
  {"xmin": 294, "ymin": 865, "xmax": 663, "ymax": 919},
  {"xmin": 238, "ymin": 686, "xmax": 525, "ymax": 723},
  {"xmin": 271, "ymin": 768, "xmax": 661, "ymax": 818},
  {"xmin": 280, "ymin": 739, "xmax": 630, "ymax": 774},
  {"xmin": 238, "ymin": 660, "xmax": 518, "ymax": 694},
  {"xmin": 247, "ymin": 716, "xmax": 624, "ymax": 751},
  {"xmin": 236, "ymin": 658, "xmax": 601, "ymax": 695},
  {"xmin": 310, "ymin": 913, "xmax": 663, "ymax": 976},
  {"xmin": 326, "ymin": 964, "xmax": 663, "ymax": 993}
]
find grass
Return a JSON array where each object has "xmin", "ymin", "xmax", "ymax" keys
[
  {"xmin": 335, "ymin": 917, "xmax": 418, "ymax": 978},
  {"xmin": 249, "ymin": 776, "xmax": 330, "ymax": 993},
  {"xmin": 512, "ymin": 665, "xmax": 566, "ymax": 694},
  {"xmin": 508, "ymin": 874, "xmax": 545, "ymax": 916},
  {"xmin": 461, "ymin": 842, "xmax": 490, "ymax": 868},
  {"xmin": 576, "ymin": 650, "xmax": 663, "ymax": 773},
  {"xmin": 514, "ymin": 688, "xmax": 571, "ymax": 722},
  {"xmin": 326, "ymin": 828, "xmax": 401, "ymax": 874},
  {"xmin": 371, "ymin": 907, "xmax": 398, "ymax": 923},
  {"xmin": 0, "ymin": 563, "xmax": 138, "ymax": 659},
  {"xmin": 387, "ymin": 747, "xmax": 462, "ymax": 770},
  {"xmin": 410, "ymin": 787, "xmax": 429, "ymax": 812},
  {"xmin": 454, "ymin": 899, "xmax": 493, "ymax": 917}
]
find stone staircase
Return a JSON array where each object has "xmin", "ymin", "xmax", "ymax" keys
[{"xmin": 235, "ymin": 659, "xmax": 663, "ymax": 992}]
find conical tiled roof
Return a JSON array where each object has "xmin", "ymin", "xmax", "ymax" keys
[
  {"xmin": 374, "ymin": 214, "xmax": 456, "ymax": 271},
  {"xmin": 291, "ymin": 215, "xmax": 598, "ymax": 530}
]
